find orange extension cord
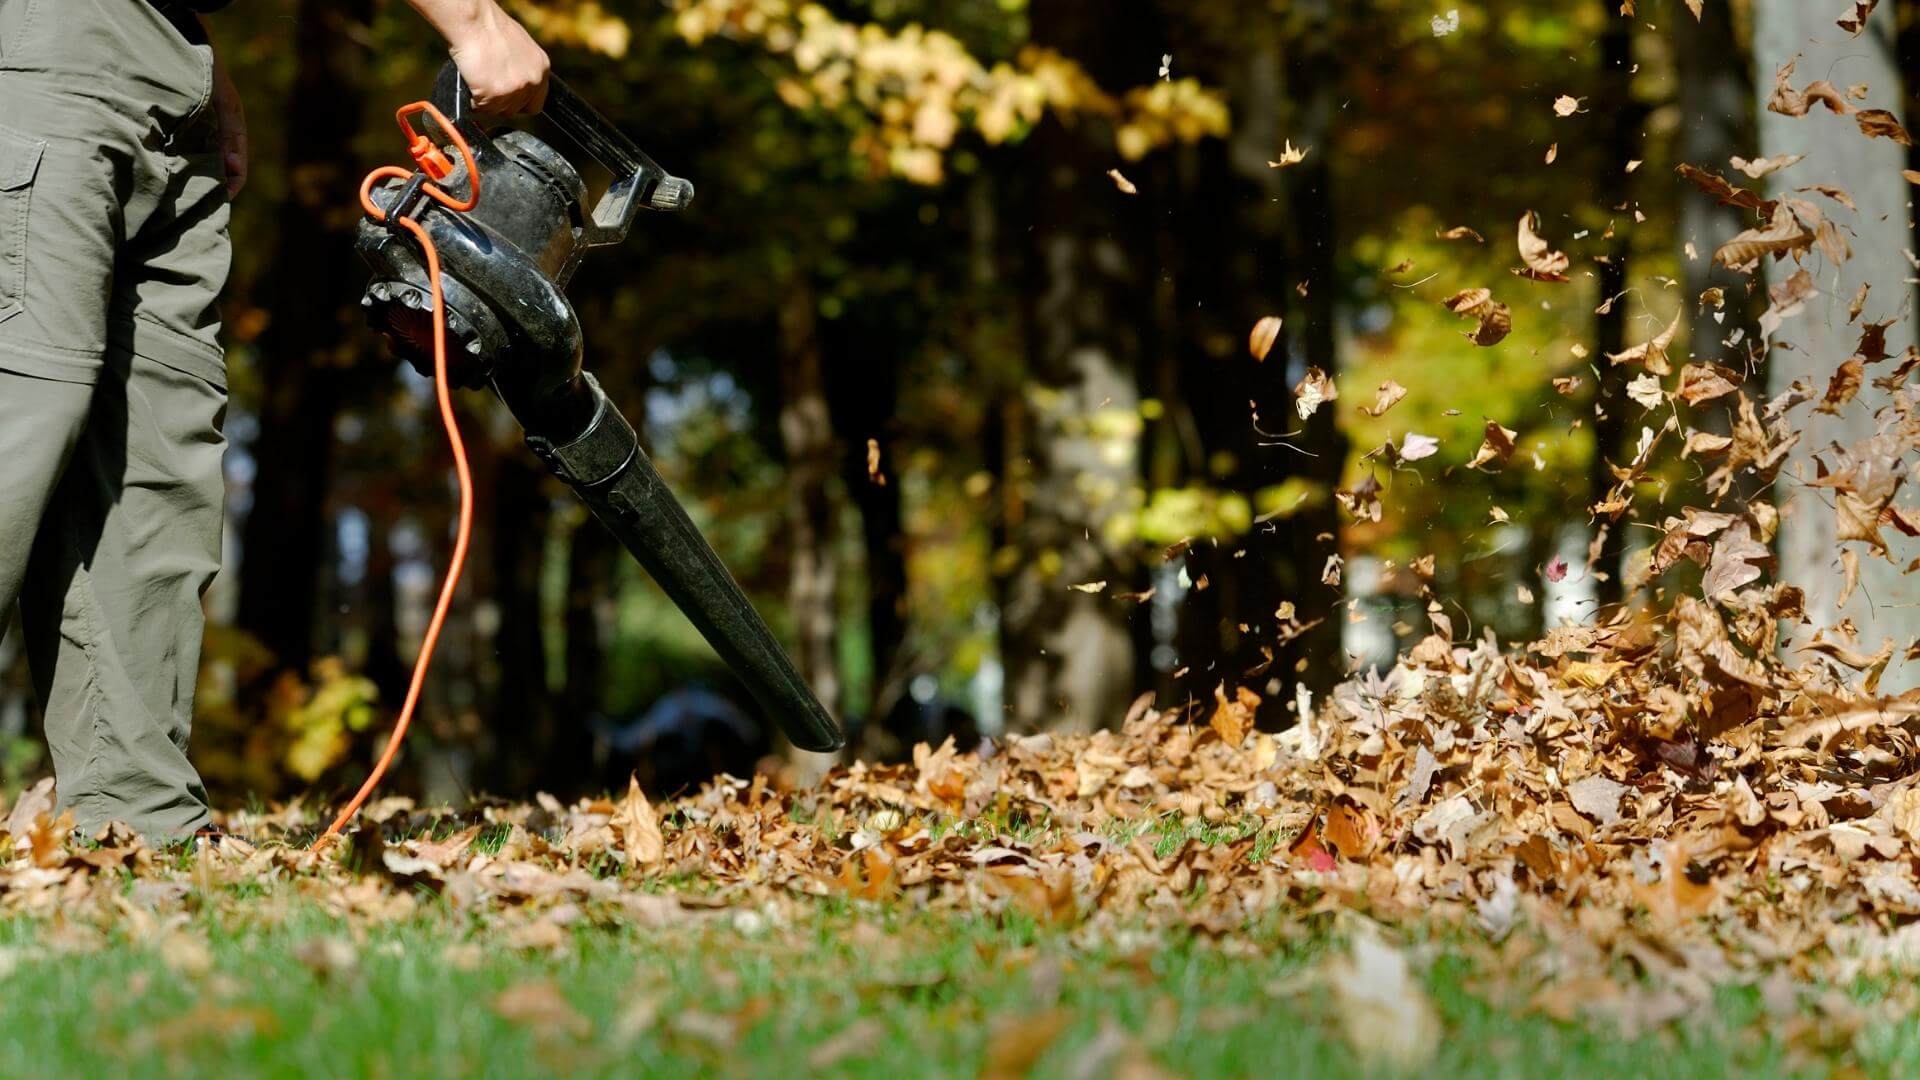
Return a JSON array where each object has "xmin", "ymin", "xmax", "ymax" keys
[{"xmin": 321, "ymin": 103, "xmax": 482, "ymax": 839}]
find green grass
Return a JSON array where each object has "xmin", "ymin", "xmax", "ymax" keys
[{"xmin": 0, "ymin": 893, "xmax": 1882, "ymax": 1078}]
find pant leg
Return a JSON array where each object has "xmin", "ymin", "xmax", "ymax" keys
[
  {"xmin": 1, "ymin": 0, "xmax": 229, "ymax": 840},
  {"xmin": 22, "ymin": 350, "xmax": 225, "ymax": 839},
  {"xmin": 0, "ymin": 372, "xmax": 92, "ymax": 617}
]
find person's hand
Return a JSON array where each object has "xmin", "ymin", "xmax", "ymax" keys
[
  {"xmin": 207, "ymin": 33, "xmax": 248, "ymax": 196},
  {"xmin": 446, "ymin": 6, "xmax": 551, "ymax": 116}
]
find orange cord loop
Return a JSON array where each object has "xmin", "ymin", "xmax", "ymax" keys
[{"xmin": 323, "ymin": 102, "xmax": 483, "ymax": 840}]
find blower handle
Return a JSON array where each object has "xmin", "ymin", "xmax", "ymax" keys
[{"xmin": 431, "ymin": 61, "xmax": 694, "ymax": 249}]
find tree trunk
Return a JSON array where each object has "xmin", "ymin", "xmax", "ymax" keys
[
  {"xmin": 1585, "ymin": 5, "xmax": 1640, "ymax": 611},
  {"xmin": 827, "ymin": 338, "xmax": 908, "ymax": 723},
  {"xmin": 1002, "ymin": 0, "xmax": 1155, "ymax": 733},
  {"xmin": 777, "ymin": 286, "xmax": 843, "ymax": 731},
  {"xmin": 235, "ymin": 0, "xmax": 377, "ymax": 671},
  {"xmin": 1753, "ymin": 0, "xmax": 1919, "ymax": 685},
  {"xmin": 1675, "ymin": 0, "xmax": 1753, "ymax": 360},
  {"xmin": 485, "ymin": 447, "xmax": 552, "ymax": 793}
]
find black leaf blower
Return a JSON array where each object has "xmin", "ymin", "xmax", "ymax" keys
[{"xmin": 355, "ymin": 63, "xmax": 845, "ymax": 755}]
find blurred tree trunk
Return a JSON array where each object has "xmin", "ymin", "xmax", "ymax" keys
[
  {"xmin": 826, "ymin": 325, "xmax": 907, "ymax": 723},
  {"xmin": 485, "ymin": 447, "xmax": 552, "ymax": 792},
  {"xmin": 777, "ymin": 284, "xmax": 843, "ymax": 729},
  {"xmin": 1753, "ymin": 0, "xmax": 1919, "ymax": 684},
  {"xmin": 1584, "ymin": 6, "xmax": 1640, "ymax": 611},
  {"xmin": 236, "ymin": 0, "xmax": 376, "ymax": 670},
  {"xmin": 1270, "ymin": 7, "xmax": 1350, "ymax": 700},
  {"xmin": 1003, "ymin": 0, "xmax": 1154, "ymax": 734},
  {"xmin": 1675, "ymin": 0, "xmax": 1752, "ymax": 361}
]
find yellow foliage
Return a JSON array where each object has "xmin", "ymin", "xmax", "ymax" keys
[
  {"xmin": 509, "ymin": 0, "xmax": 632, "ymax": 57},
  {"xmin": 668, "ymin": 0, "xmax": 1228, "ymax": 183},
  {"xmin": 277, "ymin": 659, "xmax": 380, "ymax": 783}
]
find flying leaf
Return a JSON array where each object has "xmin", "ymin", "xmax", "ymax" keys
[
  {"xmin": 1399, "ymin": 432, "xmax": 1440, "ymax": 462},
  {"xmin": 1067, "ymin": 581, "xmax": 1108, "ymax": 594},
  {"xmin": 1729, "ymin": 153, "xmax": 1803, "ymax": 179},
  {"xmin": 1326, "ymin": 932, "xmax": 1440, "ymax": 1071},
  {"xmin": 1443, "ymin": 288, "xmax": 1513, "ymax": 345},
  {"xmin": 1715, "ymin": 203, "xmax": 1813, "ymax": 269},
  {"xmin": 1106, "ymin": 169, "xmax": 1137, "ymax": 195},
  {"xmin": 865, "ymin": 438, "xmax": 886, "ymax": 486},
  {"xmin": 1267, "ymin": 140, "xmax": 1309, "ymax": 168},
  {"xmin": 1437, "ymin": 225, "xmax": 1484, "ymax": 243},
  {"xmin": 1294, "ymin": 367, "xmax": 1338, "ymax": 420},
  {"xmin": 1208, "ymin": 683, "xmax": 1259, "ymax": 748},
  {"xmin": 1837, "ymin": 0, "xmax": 1878, "ymax": 35},
  {"xmin": 1514, "ymin": 212, "xmax": 1570, "ymax": 282},
  {"xmin": 1605, "ymin": 307, "xmax": 1682, "ymax": 375},
  {"xmin": 1545, "ymin": 555, "xmax": 1569, "ymax": 582},
  {"xmin": 1676, "ymin": 363, "xmax": 1742, "ymax": 406},
  {"xmin": 1248, "ymin": 315, "xmax": 1283, "ymax": 361},
  {"xmin": 1767, "ymin": 58, "xmax": 1855, "ymax": 117},
  {"xmin": 1627, "ymin": 372, "xmax": 1666, "ymax": 411},
  {"xmin": 1544, "ymin": 142, "xmax": 1558, "ymax": 165},
  {"xmin": 1466, "ymin": 422, "xmax": 1517, "ymax": 471},
  {"xmin": 1361, "ymin": 380, "xmax": 1407, "ymax": 417},
  {"xmin": 1553, "ymin": 95, "xmax": 1582, "ymax": 117},
  {"xmin": 1815, "ymin": 359, "xmax": 1864, "ymax": 415},
  {"xmin": 1856, "ymin": 110, "xmax": 1913, "ymax": 146},
  {"xmin": 1674, "ymin": 164, "xmax": 1775, "ymax": 215},
  {"xmin": 1684, "ymin": 0, "xmax": 1702, "ymax": 19}
]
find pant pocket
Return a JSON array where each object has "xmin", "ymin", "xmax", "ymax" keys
[{"xmin": 0, "ymin": 121, "xmax": 44, "ymax": 325}]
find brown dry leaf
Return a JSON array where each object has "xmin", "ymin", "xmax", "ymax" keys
[
  {"xmin": 865, "ymin": 438, "xmax": 886, "ymax": 486},
  {"xmin": 493, "ymin": 979, "xmax": 592, "ymax": 1040},
  {"xmin": 1325, "ymin": 931, "xmax": 1440, "ymax": 1071},
  {"xmin": 1466, "ymin": 421, "xmax": 1518, "ymax": 471},
  {"xmin": 1626, "ymin": 372, "xmax": 1666, "ymax": 411},
  {"xmin": 1443, "ymin": 288, "xmax": 1513, "ymax": 346},
  {"xmin": 1684, "ymin": 0, "xmax": 1702, "ymax": 18},
  {"xmin": 1856, "ymin": 110, "xmax": 1913, "ymax": 146},
  {"xmin": 1903, "ymin": 169, "xmax": 1920, "ymax": 185},
  {"xmin": 1837, "ymin": 0, "xmax": 1878, "ymax": 35},
  {"xmin": 1674, "ymin": 164, "xmax": 1775, "ymax": 215},
  {"xmin": 1545, "ymin": 142, "xmax": 1558, "ymax": 165},
  {"xmin": 292, "ymin": 937, "xmax": 359, "ymax": 982},
  {"xmin": 1294, "ymin": 367, "xmax": 1337, "ymax": 420},
  {"xmin": 1067, "ymin": 581, "xmax": 1108, "ymax": 594},
  {"xmin": 1248, "ymin": 315, "xmax": 1283, "ymax": 361},
  {"xmin": 1437, "ymin": 225, "xmax": 1484, "ymax": 243},
  {"xmin": 611, "ymin": 775, "xmax": 665, "ymax": 869},
  {"xmin": 1209, "ymin": 683, "xmax": 1260, "ymax": 749},
  {"xmin": 982, "ymin": 1009, "xmax": 1072, "ymax": 1080},
  {"xmin": 1514, "ymin": 212, "xmax": 1570, "ymax": 282},
  {"xmin": 1361, "ymin": 380, "xmax": 1407, "ymax": 417},
  {"xmin": 1816, "ymin": 359, "xmax": 1865, "ymax": 415},
  {"xmin": 1677, "ymin": 363, "xmax": 1742, "ymax": 406},
  {"xmin": 1730, "ymin": 153, "xmax": 1803, "ymax": 179},
  {"xmin": 1553, "ymin": 95, "xmax": 1582, "ymax": 117},
  {"xmin": 3, "ymin": 777, "xmax": 54, "ymax": 839},
  {"xmin": 1398, "ymin": 432, "xmax": 1440, "ymax": 462},
  {"xmin": 1106, "ymin": 169, "xmax": 1137, "ymax": 195},
  {"xmin": 1767, "ymin": 56, "xmax": 1856, "ymax": 118},
  {"xmin": 1267, "ymin": 140, "xmax": 1309, "ymax": 168},
  {"xmin": 1606, "ymin": 307, "xmax": 1682, "ymax": 376},
  {"xmin": 1716, "ymin": 203, "xmax": 1813, "ymax": 269},
  {"xmin": 1567, "ymin": 775, "xmax": 1630, "ymax": 826}
]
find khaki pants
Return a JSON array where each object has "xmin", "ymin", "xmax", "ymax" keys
[{"xmin": 0, "ymin": 0, "xmax": 231, "ymax": 839}]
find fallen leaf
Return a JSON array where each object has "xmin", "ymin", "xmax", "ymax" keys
[
  {"xmin": 611, "ymin": 775, "xmax": 664, "ymax": 869},
  {"xmin": 1326, "ymin": 931, "xmax": 1440, "ymax": 1071},
  {"xmin": 493, "ymin": 979, "xmax": 592, "ymax": 1040},
  {"xmin": 1567, "ymin": 776, "xmax": 1630, "ymax": 826},
  {"xmin": 1209, "ymin": 683, "xmax": 1260, "ymax": 748}
]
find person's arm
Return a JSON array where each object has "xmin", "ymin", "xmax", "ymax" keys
[{"xmin": 404, "ymin": 0, "xmax": 552, "ymax": 116}]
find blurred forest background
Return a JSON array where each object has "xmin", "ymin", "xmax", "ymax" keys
[{"xmin": 2, "ymin": 0, "xmax": 1916, "ymax": 806}]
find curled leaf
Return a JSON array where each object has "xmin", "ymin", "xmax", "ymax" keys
[
  {"xmin": 1605, "ymin": 307, "xmax": 1682, "ymax": 376},
  {"xmin": 1248, "ymin": 315, "xmax": 1283, "ymax": 361},
  {"xmin": 1514, "ymin": 212, "xmax": 1570, "ymax": 282}
]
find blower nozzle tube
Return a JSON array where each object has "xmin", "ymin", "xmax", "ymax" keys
[{"xmin": 524, "ymin": 375, "xmax": 845, "ymax": 753}]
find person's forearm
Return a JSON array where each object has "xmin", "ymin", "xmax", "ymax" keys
[{"xmin": 404, "ymin": 0, "xmax": 514, "ymax": 48}]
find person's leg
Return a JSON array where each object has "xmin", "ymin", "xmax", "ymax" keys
[
  {"xmin": 0, "ymin": 373, "xmax": 92, "ymax": 619},
  {"xmin": 22, "ymin": 349, "xmax": 225, "ymax": 839},
  {"xmin": 2, "ymin": 0, "xmax": 229, "ymax": 839}
]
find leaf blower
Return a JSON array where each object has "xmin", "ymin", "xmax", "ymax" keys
[{"xmin": 327, "ymin": 64, "xmax": 843, "ymax": 835}]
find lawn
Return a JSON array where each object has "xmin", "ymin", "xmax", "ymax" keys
[{"xmin": 0, "ymin": 898, "xmax": 1827, "ymax": 1079}]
